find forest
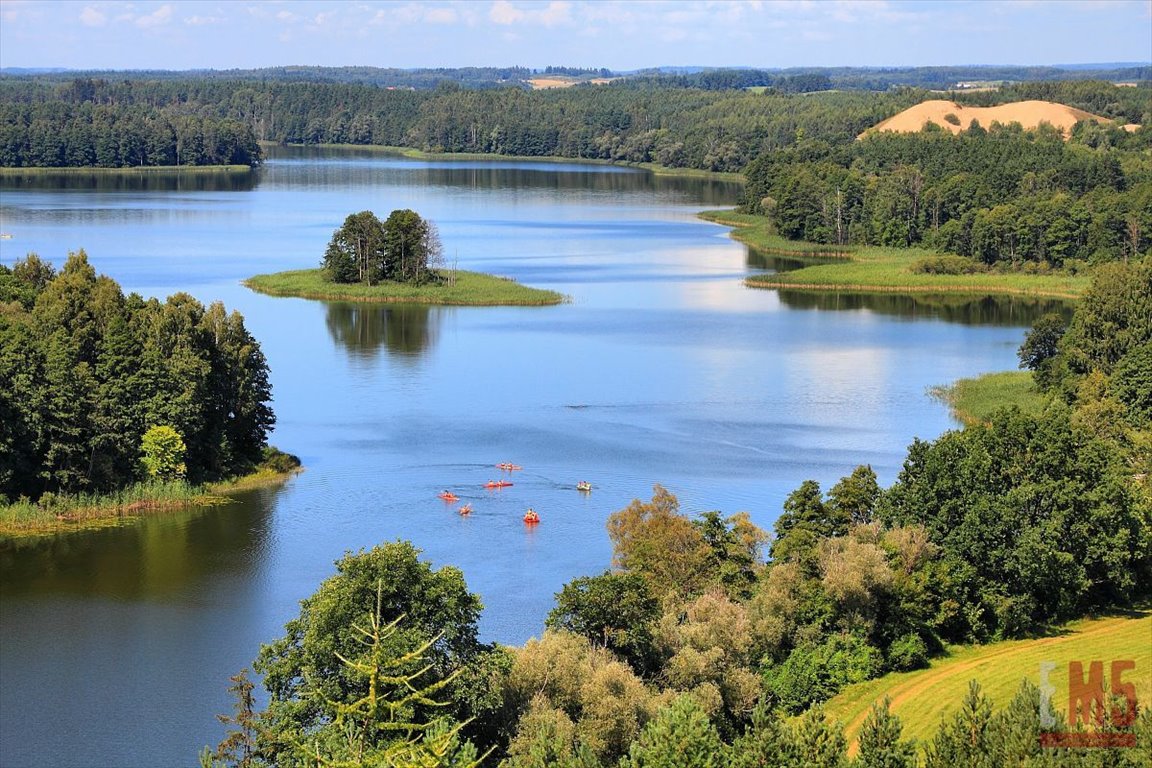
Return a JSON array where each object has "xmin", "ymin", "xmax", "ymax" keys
[
  {"xmin": 2, "ymin": 73, "xmax": 1150, "ymax": 270},
  {"xmin": 0, "ymin": 252, "xmax": 276, "ymax": 501},
  {"xmin": 203, "ymin": 259, "xmax": 1151, "ymax": 766},
  {"xmin": 1, "ymin": 73, "xmax": 1146, "ymax": 176}
]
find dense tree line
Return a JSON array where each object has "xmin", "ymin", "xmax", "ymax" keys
[
  {"xmin": 0, "ymin": 251, "xmax": 275, "ymax": 501},
  {"xmin": 2, "ymin": 75, "xmax": 1145, "ymax": 179},
  {"xmin": 0, "ymin": 75, "xmax": 918, "ymax": 171},
  {"xmin": 210, "ymin": 261, "xmax": 1151, "ymax": 766},
  {"xmin": 742, "ymin": 118, "xmax": 1152, "ymax": 265},
  {"xmin": 0, "ymin": 99, "xmax": 261, "ymax": 168},
  {"xmin": 8, "ymin": 63, "xmax": 1144, "ymax": 92}
]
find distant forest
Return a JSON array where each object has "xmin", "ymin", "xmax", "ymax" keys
[{"xmin": 1, "ymin": 68, "xmax": 1149, "ymax": 266}]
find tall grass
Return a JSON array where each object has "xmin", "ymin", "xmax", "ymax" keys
[
  {"xmin": 0, "ymin": 480, "xmax": 225, "ymax": 535},
  {"xmin": 933, "ymin": 370, "xmax": 1048, "ymax": 425},
  {"xmin": 244, "ymin": 269, "xmax": 566, "ymax": 306}
]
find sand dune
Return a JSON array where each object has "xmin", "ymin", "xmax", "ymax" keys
[{"xmin": 861, "ymin": 99, "xmax": 1132, "ymax": 138}]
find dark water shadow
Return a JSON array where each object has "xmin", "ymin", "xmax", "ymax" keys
[
  {"xmin": 325, "ymin": 302, "xmax": 441, "ymax": 361},
  {"xmin": 0, "ymin": 169, "xmax": 258, "ymax": 193},
  {"xmin": 0, "ymin": 483, "xmax": 286, "ymax": 600}
]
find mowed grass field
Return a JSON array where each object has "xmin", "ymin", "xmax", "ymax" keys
[
  {"xmin": 699, "ymin": 210, "xmax": 1089, "ymax": 300},
  {"xmin": 822, "ymin": 611, "xmax": 1152, "ymax": 755}
]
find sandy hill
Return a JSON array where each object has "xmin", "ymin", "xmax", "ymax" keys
[{"xmin": 860, "ymin": 99, "xmax": 1133, "ymax": 139}]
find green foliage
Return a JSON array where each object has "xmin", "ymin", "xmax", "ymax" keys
[
  {"xmin": 923, "ymin": 681, "xmax": 995, "ymax": 768},
  {"xmin": 1018, "ymin": 313, "xmax": 1068, "ymax": 389},
  {"xmin": 0, "ymin": 251, "xmax": 275, "ymax": 502},
  {"xmin": 621, "ymin": 695, "xmax": 722, "ymax": 768},
  {"xmin": 885, "ymin": 633, "xmax": 929, "ymax": 673},
  {"xmin": 546, "ymin": 571, "xmax": 660, "ymax": 676},
  {"xmin": 318, "ymin": 206, "xmax": 440, "ymax": 288},
  {"xmin": 727, "ymin": 705, "xmax": 797, "ymax": 767},
  {"xmin": 1059, "ymin": 258, "xmax": 1152, "ymax": 377},
  {"xmin": 792, "ymin": 708, "xmax": 848, "ymax": 768},
  {"xmin": 910, "ymin": 255, "xmax": 986, "ymax": 274},
  {"xmin": 252, "ymin": 541, "xmax": 486, "ymax": 766},
  {"xmin": 324, "ymin": 211, "xmax": 388, "ymax": 285},
  {"xmin": 762, "ymin": 634, "xmax": 884, "ymax": 714},
  {"xmin": 139, "ymin": 425, "xmax": 187, "ymax": 480},
  {"xmin": 606, "ymin": 485, "xmax": 714, "ymax": 602},
  {"xmin": 856, "ymin": 697, "xmax": 916, "ymax": 768}
]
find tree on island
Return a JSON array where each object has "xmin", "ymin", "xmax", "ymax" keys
[{"xmin": 323, "ymin": 209, "xmax": 442, "ymax": 286}]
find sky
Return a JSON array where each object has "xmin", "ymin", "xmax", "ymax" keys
[{"xmin": 0, "ymin": 0, "xmax": 1150, "ymax": 72}]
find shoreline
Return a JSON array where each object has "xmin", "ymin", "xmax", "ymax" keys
[
  {"xmin": 261, "ymin": 141, "xmax": 747, "ymax": 183},
  {"xmin": 0, "ymin": 465, "xmax": 302, "ymax": 540},
  {"xmin": 699, "ymin": 210, "xmax": 1088, "ymax": 300},
  {"xmin": 0, "ymin": 164, "xmax": 255, "ymax": 175},
  {"xmin": 243, "ymin": 268, "xmax": 567, "ymax": 306}
]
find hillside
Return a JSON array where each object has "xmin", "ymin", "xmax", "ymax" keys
[
  {"xmin": 822, "ymin": 611, "xmax": 1152, "ymax": 755},
  {"xmin": 860, "ymin": 98, "xmax": 1134, "ymax": 137}
]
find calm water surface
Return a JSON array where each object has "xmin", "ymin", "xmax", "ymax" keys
[{"xmin": 0, "ymin": 149, "xmax": 1061, "ymax": 767}]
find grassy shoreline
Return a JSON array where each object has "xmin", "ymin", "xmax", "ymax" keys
[
  {"xmin": 0, "ymin": 462, "xmax": 302, "ymax": 539},
  {"xmin": 244, "ymin": 268, "xmax": 566, "ymax": 305},
  {"xmin": 699, "ymin": 210, "xmax": 1089, "ymax": 300},
  {"xmin": 0, "ymin": 164, "xmax": 254, "ymax": 175},
  {"xmin": 932, "ymin": 370, "xmax": 1047, "ymax": 426}
]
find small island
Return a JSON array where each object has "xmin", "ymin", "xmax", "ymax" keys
[{"xmin": 245, "ymin": 208, "xmax": 566, "ymax": 306}]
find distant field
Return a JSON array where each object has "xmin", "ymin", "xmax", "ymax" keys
[
  {"xmin": 823, "ymin": 611, "xmax": 1152, "ymax": 755},
  {"xmin": 527, "ymin": 77, "xmax": 616, "ymax": 89}
]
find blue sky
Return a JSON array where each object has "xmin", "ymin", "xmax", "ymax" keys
[{"xmin": 1, "ymin": 1, "xmax": 1149, "ymax": 72}]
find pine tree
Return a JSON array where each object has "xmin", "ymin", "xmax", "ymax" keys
[{"xmin": 856, "ymin": 697, "xmax": 916, "ymax": 768}]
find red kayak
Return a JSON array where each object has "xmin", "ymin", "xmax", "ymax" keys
[
  {"xmin": 485, "ymin": 480, "xmax": 513, "ymax": 489},
  {"xmin": 438, "ymin": 491, "xmax": 459, "ymax": 501},
  {"xmin": 523, "ymin": 509, "xmax": 540, "ymax": 524}
]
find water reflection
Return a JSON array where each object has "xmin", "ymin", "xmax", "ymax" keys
[
  {"xmin": 0, "ymin": 169, "xmax": 258, "ymax": 193},
  {"xmin": 325, "ymin": 302, "xmax": 440, "ymax": 360},
  {"xmin": 263, "ymin": 145, "xmax": 743, "ymax": 202},
  {"xmin": 775, "ymin": 290, "xmax": 1073, "ymax": 326},
  {"xmin": 744, "ymin": 246, "xmax": 1074, "ymax": 326},
  {"xmin": 0, "ymin": 485, "xmax": 281, "ymax": 600}
]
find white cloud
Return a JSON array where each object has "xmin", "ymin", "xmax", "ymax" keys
[
  {"xmin": 425, "ymin": 7, "xmax": 458, "ymax": 24},
  {"xmin": 183, "ymin": 15, "xmax": 223, "ymax": 27},
  {"xmin": 135, "ymin": 4, "xmax": 174, "ymax": 28},
  {"xmin": 79, "ymin": 6, "xmax": 107, "ymax": 26},
  {"xmin": 489, "ymin": 1, "xmax": 572, "ymax": 27}
]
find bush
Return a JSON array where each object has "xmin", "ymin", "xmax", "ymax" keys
[
  {"xmin": 886, "ymin": 633, "xmax": 929, "ymax": 672},
  {"xmin": 762, "ymin": 634, "xmax": 883, "ymax": 713},
  {"xmin": 910, "ymin": 255, "xmax": 987, "ymax": 275},
  {"xmin": 259, "ymin": 446, "xmax": 302, "ymax": 474}
]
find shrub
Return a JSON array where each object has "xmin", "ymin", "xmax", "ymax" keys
[
  {"xmin": 910, "ymin": 255, "xmax": 987, "ymax": 275},
  {"xmin": 886, "ymin": 633, "xmax": 929, "ymax": 672}
]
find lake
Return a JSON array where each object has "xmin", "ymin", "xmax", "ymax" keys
[{"xmin": 0, "ymin": 148, "xmax": 1061, "ymax": 767}]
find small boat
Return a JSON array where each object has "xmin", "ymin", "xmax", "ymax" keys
[
  {"xmin": 458, "ymin": 503, "xmax": 473, "ymax": 516},
  {"xmin": 523, "ymin": 508, "xmax": 540, "ymax": 524},
  {"xmin": 485, "ymin": 480, "xmax": 513, "ymax": 489},
  {"xmin": 496, "ymin": 463, "xmax": 523, "ymax": 471},
  {"xmin": 576, "ymin": 481, "xmax": 592, "ymax": 492},
  {"xmin": 438, "ymin": 491, "xmax": 459, "ymax": 501}
]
